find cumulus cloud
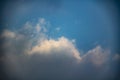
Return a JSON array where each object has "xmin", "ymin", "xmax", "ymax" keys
[
  {"xmin": 82, "ymin": 46, "xmax": 110, "ymax": 67},
  {"xmin": 29, "ymin": 36, "xmax": 81, "ymax": 61},
  {"xmin": 1, "ymin": 18, "xmax": 118, "ymax": 80}
]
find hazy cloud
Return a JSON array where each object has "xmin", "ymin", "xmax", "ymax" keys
[
  {"xmin": 82, "ymin": 46, "xmax": 110, "ymax": 67},
  {"xmin": 1, "ymin": 18, "xmax": 118, "ymax": 80},
  {"xmin": 113, "ymin": 54, "xmax": 120, "ymax": 61},
  {"xmin": 55, "ymin": 27, "xmax": 60, "ymax": 32},
  {"xmin": 1, "ymin": 30, "xmax": 16, "ymax": 39}
]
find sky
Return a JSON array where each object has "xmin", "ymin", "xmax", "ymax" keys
[{"xmin": 0, "ymin": 0, "xmax": 120, "ymax": 80}]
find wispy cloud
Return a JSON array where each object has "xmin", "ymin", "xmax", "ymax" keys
[{"xmin": 55, "ymin": 27, "xmax": 61, "ymax": 32}]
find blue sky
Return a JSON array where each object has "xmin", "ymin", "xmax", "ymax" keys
[{"xmin": 3, "ymin": 0, "xmax": 118, "ymax": 53}]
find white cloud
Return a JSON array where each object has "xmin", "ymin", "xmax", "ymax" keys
[
  {"xmin": 29, "ymin": 36, "xmax": 81, "ymax": 61},
  {"xmin": 1, "ymin": 18, "xmax": 112, "ymax": 66},
  {"xmin": 1, "ymin": 18, "xmax": 116, "ymax": 80},
  {"xmin": 36, "ymin": 18, "xmax": 47, "ymax": 33},
  {"xmin": 1, "ymin": 30, "xmax": 16, "ymax": 38},
  {"xmin": 36, "ymin": 24, "xmax": 41, "ymax": 32},
  {"xmin": 82, "ymin": 46, "xmax": 110, "ymax": 67},
  {"xmin": 1, "ymin": 29, "xmax": 25, "ymax": 48}
]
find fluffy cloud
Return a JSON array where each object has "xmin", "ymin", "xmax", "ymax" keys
[
  {"xmin": 1, "ymin": 18, "xmax": 118, "ymax": 80},
  {"xmin": 29, "ymin": 36, "xmax": 81, "ymax": 61},
  {"xmin": 82, "ymin": 46, "xmax": 110, "ymax": 67}
]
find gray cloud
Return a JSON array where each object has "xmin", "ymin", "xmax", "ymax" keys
[{"xmin": 1, "ymin": 18, "xmax": 118, "ymax": 80}]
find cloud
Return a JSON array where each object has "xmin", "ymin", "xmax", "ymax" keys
[
  {"xmin": 1, "ymin": 18, "xmax": 81, "ymax": 79},
  {"xmin": 1, "ymin": 30, "xmax": 16, "ymax": 38},
  {"xmin": 29, "ymin": 36, "xmax": 81, "ymax": 61},
  {"xmin": 55, "ymin": 27, "xmax": 60, "ymax": 32},
  {"xmin": 39, "ymin": 18, "xmax": 46, "ymax": 24},
  {"xmin": 82, "ymin": 46, "xmax": 110, "ymax": 67},
  {"xmin": 36, "ymin": 24, "xmax": 41, "ymax": 32},
  {"xmin": 1, "ymin": 18, "xmax": 118, "ymax": 80},
  {"xmin": 113, "ymin": 54, "xmax": 120, "ymax": 61},
  {"xmin": 1, "ymin": 29, "xmax": 25, "ymax": 40}
]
